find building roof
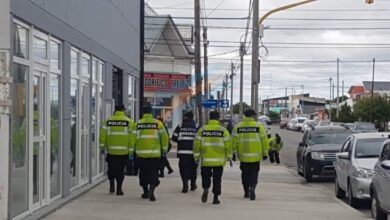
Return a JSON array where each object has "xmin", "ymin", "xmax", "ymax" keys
[
  {"xmin": 348, "ymin": 85, "xmax": 365, "ymax": 95},
  {"xmin": 362, "ymin": 81, "xmax": 390, "ymax": 92}
]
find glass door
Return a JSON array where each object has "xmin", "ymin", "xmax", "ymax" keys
[
  {"xmin": 31, "ymin": 71, "xmax": 48, "ymax": 210},
  {"xmin": 79, "ymin": 81, "xmax": 90, "ymax": 185}
]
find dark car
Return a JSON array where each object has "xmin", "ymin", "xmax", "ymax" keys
[
  {"xmin": 280, "ymin": 120, "xmax": 288, "ymax": 129},
  {"xmin": 352, "ymin": 122, "xmax": 377, "ymax": 133},
  {"xmin": 296, "ymin": 126, "xmax": 353, "ymax": 182}
]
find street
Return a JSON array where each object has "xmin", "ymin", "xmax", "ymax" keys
[{"xmin": 273, "ymin": 125, "xmax": 372, "ymax": 218}]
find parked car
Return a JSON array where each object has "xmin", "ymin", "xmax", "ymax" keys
[
  {"xmin": 288, "ymin": 119, "xmax": 298, "ymax": 130},
  {"xmin": 280, "ymin": 120, "xmax": 288, "ymax": 129},
  {"xmin": 295, "ymin": 117, "xmax": 308, "ymax": 131},
  {"xmin": 334, "ymin": 133, "xmax": 390, "ymax": 208},
  {"xmin": 317, "ymin": 120, "xmax": 332, "ymax": 126},
  {"xmin": 371, "ymin": 140, "xmax": 390, "ymax": 220},
  {"xmin": 302, "ymin": 120, "xmax": 318, "ymax": 133},
  {"xmin": 297, "ymin": 126, "xmax": 353, "ymax": 182},
  {"xmin": 352, "ymin": 122, "xmax": 377, "ymax": 133},
  {"xmin": 259, "ymin": 115, "xmax": 271, "ymax": 125}
]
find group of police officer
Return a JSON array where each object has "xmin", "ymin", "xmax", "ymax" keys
[{"xmin": 99, "ymin": 104, "xmax": 274, "ymax": 204}]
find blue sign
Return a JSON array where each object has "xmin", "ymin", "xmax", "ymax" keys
[
  {"xmin": 202, "ymin": 99, "xmax": 218, "ymax": 109},
  {"xmin": 220, "ymin": 100, "xmax": 229, "ymax": 108}
]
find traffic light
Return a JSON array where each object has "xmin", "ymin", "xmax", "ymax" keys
[{"xmin": 366, "ymin": 0, "xmax": 374, "ymax": 4}]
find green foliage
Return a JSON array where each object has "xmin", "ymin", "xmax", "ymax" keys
[
  {"xmin": 331, "ymin": 103, "xmax": 356, "ymax": 123},
  {"xmin": 233, "ymin": 102, "xmax": 250, "ymax": 114},
  {"xmin": 353, "ymin": 96, "xmax": 390, "ymax": 124},
  {"xmin": 268, "ymin": 111, "xmax": 280, "ymax": 119}
]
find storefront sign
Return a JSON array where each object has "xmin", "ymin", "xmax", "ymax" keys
[{"xmin": 144, "ymin": 73, "xmax": 191, "ymax": 92}]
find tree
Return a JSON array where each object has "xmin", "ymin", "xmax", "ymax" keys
[
  {"xmin": 332, "ymin": 103, "xmax": 356, "ymax": 123},
  {"xmin": 353, "ymin": 96, "xmax": 390, "ymax": 130},
  {"xmin": 233, "ymin": 102, "xmax": 250, "ymax": 114}
]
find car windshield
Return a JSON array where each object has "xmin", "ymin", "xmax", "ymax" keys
[
  {"xmin": 354, "ymin": 138, "xmax": 386, "ymax": 158},
  {"xmin": 356, "ymin": 123, "xmax": 376, "ymax": 130},
  {"xmin": 309, "ymin": 131, "xmax": 351, "ymax": 145},
  {"xmin": 298, "ymin": 119, "xmax": 305, "ymax": 123}
]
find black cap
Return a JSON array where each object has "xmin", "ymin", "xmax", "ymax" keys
[
  {"xmin": 143, "ymin": 106, "xmax": 153, "ymax": 114},
  {"xmin": 115, "ymin": 104, "xmax": 126, "ymax": 111},
  {"xmin": 184, "ymin": 111, "xmax": 194, "ymax": 119},
  {"xmin": 244, "ymin": 109, "xmax": 257, "ymax": 117}
]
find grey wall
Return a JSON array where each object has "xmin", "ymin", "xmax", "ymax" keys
[{"xmin": 11, "ymin": 0, "xmax": 140, "ymax": 77}]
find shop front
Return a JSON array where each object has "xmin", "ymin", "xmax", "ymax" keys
[{"xmin": 144, "ymin": 72, "xmax": 192, "ymax": 134}]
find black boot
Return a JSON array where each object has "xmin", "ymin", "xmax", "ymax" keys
[
  {"xmin": 190, "ymin": 182, "xmax": 197, "ymax": 191},
  {"xmin": 182, "ymin": 180, "xmax": 189, "ymax": 193},
  {"xmin": 149, "ymin": 185, "xmax": 156, "ymax": 202},
  {"xmin": 116, "ymin": 180, "xmax": 124, "ymax": 196},
  {"xmin": 213, "ymin": 194, "xmax": 220, "ymax": 205},
  {"xmin": 109, "ymin": 179, "xmax": 115, "ymax": 194},
  {"xmin": 141, "ymin": 186, "xmax": 149, "ymax": 199},
  {"xmin": 201, "ymin": 189, "xmax": 209, "ymax": 203},
  {"xmin": 244, "ymin": 186, "xmax": 250, "ymax": 198},
  {"xmin": 249, "ymin": 185, "xmax": 256, "ymax": 201}
]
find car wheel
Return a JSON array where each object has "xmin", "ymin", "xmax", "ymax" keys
[
  {"xmin": 335, "ymin": 177, "xmax": 346, "ymax": 199},
  {"xmin": 297, "ymin": 160, "xmax": 303, "ymax": 176},
  {"xmin": 303, "ymin": 160, "xmax": 312, "ymax": 182},
  {"xmin": 348, "ymin": 182, "xmax": 360, "ymax": 208},
  {"xmin": 372, "ymin": 193, "xmax": 388, "ymax": 220}
]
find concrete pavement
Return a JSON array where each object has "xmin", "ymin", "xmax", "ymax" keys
[{"xmin": 44, "ymin": 159, "xmax": 369, "ymax": 220}]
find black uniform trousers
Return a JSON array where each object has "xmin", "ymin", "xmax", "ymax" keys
[
  {"xmin": 138, "ymin": 158, "xmax": 161, "ymax": 188},
  {"xmin": 240, "ymin": 162, "xmax": 260, "ymax": 189},
  {"xmin": 269, "ymin": 151, "xmax": 280, "ymax": 164},
  {"xmin": 201, "ymin": 166, "xmax": 223, "ymax": 195},
  {"xmin": 179, "ymin": 157, "xmax": 197, "ymax": 185},
  {"xmin": 126, "ymin": 156, "xmax": 139, "ymax": 176},
  {"xmin": 106, "ymin": 154, "xmax": 128, "ymax": 185}
]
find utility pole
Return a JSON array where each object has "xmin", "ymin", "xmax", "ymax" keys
[
  {"xmin": 209, "ymin": 83, "xmax": 211, "ymax": 98},
  {"xmin": 251, "ymin": 0, "xmax": 260, "ymax": 113},
  {"xmin": 225, "ymin": 74, "xmax": 229, "ymax": 117},
  {"xmin": 239, "ymin": 42, "xmax": 245, "ymax": 120},
  {"xmin": 370, "ymin": 58, "xmax": 376, "ymax": 122},
  {"xmin": 342, "ymin": 80, "xmax": 345, "ymax": 98},
  {"xmin": 230, "ymin": 62, "xmax": 235, "ymax": 118},
  {"xmin": 329, "ymin": 77, "xmax": 332, "ymax": 121},
  {"xmin": 194, "ymin": 0, "xmax": 203, "ymax": 125},
  {"xmin": 217, "ymin": 91, "xmax": 221, "ymax": 113},
  {"xmin": 336, "ymin": 58, "xmax": 340, "ymax": 118},
  {"xmin": 301, "ymin": 85, "xmax": 304, "ymax": 94},
  {"xmin": 285, "ymin": 86, "xmax": 288, "ymax": 118},
  {"xmin": 203, "ymin": 26, "xmax": 209, "ymax": 122}
]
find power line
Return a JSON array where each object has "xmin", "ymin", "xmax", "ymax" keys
[{"xmin": 151, "ymin": 7, "xmax": 390, "ymax": 12}]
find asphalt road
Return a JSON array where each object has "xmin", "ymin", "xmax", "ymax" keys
[{"xmin": 270, "ymin": 125, "xmax": 372, "ymax": 218}]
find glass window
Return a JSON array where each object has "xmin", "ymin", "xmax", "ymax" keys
[
  {"xmin": 34, "ymin": 36, "xmax": 48, "ymax": 60},
  {"xmin": 50, "ymin": 41, "xmax": 61, "ymax": 70},
  {"xmin": 92, "ymin": 60, "xmax": 97, "ymax": 82},
  {"xmin": 71, "ymin": 50, "xmax": 78, "ymax": 76},
  {"xmin": 98, "ymin": 86, "xmax": 105, "ymax": 174},
  {"xmin": 33, "ymin": 75, "xmax": 40, "ymax": 137},
  {"xmin": 70, "ymin": 79, "xmax": 78, "ymax": 187},
  {"xmin": 50, "ymin": 74, "xmax": 61, "ymax": 198},
  {"xmin": 81, "ymin": 57, "xmax": 90, "ymax": 77},
  {"xmin": 91, "ymin": 85, "xmax": 97, "ymax": 177},
  {"xmin": 355, "ymin": 138, "xmax": 386, "ymax": 158},
  {"xmin": 13, "ymin": 24, "xmax": 29, "ymax": 59},
  {"xmin": 309, "ymin": 131, "xmax": 352, "ymax": 145},
  {"xmin": 10, "ymin": 64, "xmax": 29, "ymax": 217},
  {"xmin": 99, "ymin": 63, "xmax": 104, "ymax": 83}
]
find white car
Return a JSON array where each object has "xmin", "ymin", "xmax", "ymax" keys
[
  {"xmin": 335, "ymin": 132, "xmax": 390, "ymax": 208},
  {"xmin": 295, "ymin": 117, "xmax": 308, "ymax": 131},
  {"xmin": 302, "ymin": 120, "xmax": 318, "ymax": 133},
  {"xmin": 288, "ymin": 119, "xmax": 297, "ymax": 130},
  {"xmin": 371, "ymin": 140, "xmax": 390, "ymax": 220}
]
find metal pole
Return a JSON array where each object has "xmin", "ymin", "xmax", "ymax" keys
[
  {"xmin": 239, "ymin": 42, "xmax": 245, "ymax": 120},
  {"xmin": 139, "ymin": 0, "xmax": 145, "ymax": 118},
  {"xmin": 230, "ymin": 62, "xmax": 234, "ymax": 118},
  {"xmin": 217, "ymin": 91, "xmax": 221, "ymax": 113},
  {"xmin": 329, "ymin": 77, "xmax": 332, "ymax": 121},
  {"xmin": 342, "ymin": 80, "xmax": 345, "ymax": 98},
  {"xmin": 285, "ymin": 86, "xmax": 288, "ymax": 118},
  {"xmin": 371, "ymin": 58, "xmax": 376, "ymax": 99},
  {"xmin": 336, "ymin": 58, "xmax": 340, "ymax": 118},
  {"xmin": 203, "ymin": 27, "xmax": 209, "ymax": 122},
  {"xmin": 194, "ymin": 0, "xmax": 203, "ymax": 125},
  {"xmin": 251, "ymin": 0, "xmax": 259, "ymax": 113}
]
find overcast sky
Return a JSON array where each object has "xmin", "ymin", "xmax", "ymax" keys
[{"xmin": 146, "ymin": 0, "xmax": 390, "ymax": 104}]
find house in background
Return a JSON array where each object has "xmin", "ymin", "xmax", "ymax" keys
[{"xmin": 348, "ymin": 85, "xmax": 366, "ymax": 101}]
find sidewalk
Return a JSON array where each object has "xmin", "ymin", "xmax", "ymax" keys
[{"xmin": 44, "ymin": 159, "xmax": 369, "ymax": 220}]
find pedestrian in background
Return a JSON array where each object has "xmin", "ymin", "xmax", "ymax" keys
[
  {"xmin": 194, "ymin": 111, "xmax": 232, "ymax": 205},
  {"xmin": 232, "ymin": 109, "xmax": 269, "ymax": 200},
  {"xmin": 269, "ymin": 133, "xmax": 283, "ymax": 164},
  {"xmin": 158, "ymin": 118, "xmax": 174, "ymax": 177},
  {"xmin": 131, "ymin": 106, "xmax": 169, "ymax": 202},
  {"xmin": 172, "ymin": 111, "xmax": 198, "ymax": 193},
  {"xmin": 99, "ymin": 104, "xmax": 134, "ymax": 196}
]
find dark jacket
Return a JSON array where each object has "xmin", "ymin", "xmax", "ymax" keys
[{"xmin": 172, "ymin": 119, "xmax": 197, "ymax": 158}]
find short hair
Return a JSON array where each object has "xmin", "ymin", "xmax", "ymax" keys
[
  {"xmin": 244, "ymin": 109, "xmax": 257, "ymax": 117},
  {"xmin": 209, "ymin": 111, "xmax": 220, "ymax": 120},
  {"xmin": 184, "ymin": 111, "xmax": 194, "ymax": 119},
  {"xmin": 143, "ymin": 106, "xmax": 152, "ymax": 114},
  {"xmin": 115, "ymin": 104, "xmax": 126, "ymax": 111}
]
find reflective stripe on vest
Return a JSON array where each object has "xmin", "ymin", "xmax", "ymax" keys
[
  {"xmin": 139, "ymin": 134, "xmax": 159, "ymax": 139},
  {"xmin": 240, "ymin": 153, "xmax": 261, "ymax": 157},
  {"xmin": 179, "ymin": 136, "xmax": 195, "ymax": 141},
  {"xmin": 202, "ymin": 142, "xmax": 224, "ymax": 147},
  {"xmin": 99, "ymin": 144, "xmax": 105, "ymax": 147},
  {"xmin": 108, "ymin": 127, "xmax": 128, "ymax": 135},
  {"xmin": 240, "ymin": 138, "xmax": 260, "ymax": 143},
  {"xmin": 136, "ymin": 149, "xmax": 161, "ymax": 154},
  {"xmin": 178, "ymin": 150, "xmax": 193, "ymax": 155},
  {"xmin": 203, "ymin": 158, "xmax": 225, "ymax": 162},
  {"xmin": 109, "ymin": 146, "xmax": 128, "ymax": 150}
]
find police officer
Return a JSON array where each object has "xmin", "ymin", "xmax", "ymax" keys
[
  {"xmin": 131, "ymin": 106, "xmax": 169, "ymax": 202},
  {"xmin": 100, "ymin": 104, "xmax": 134, "ymax": 196},
  {"xmin": 172, "ymin": 111, "xmax": 198, "ymax": 193},
  {"xmin": 232, "ymin": 109, "xmax": 269, "ymax": 201},
  {"xmin": 194, "ymin": 111, "xmax": 232, "ymax": 205},
  {"xmin": 269, "ymin": 133, "xmax": 283, "ymax": 164}
]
